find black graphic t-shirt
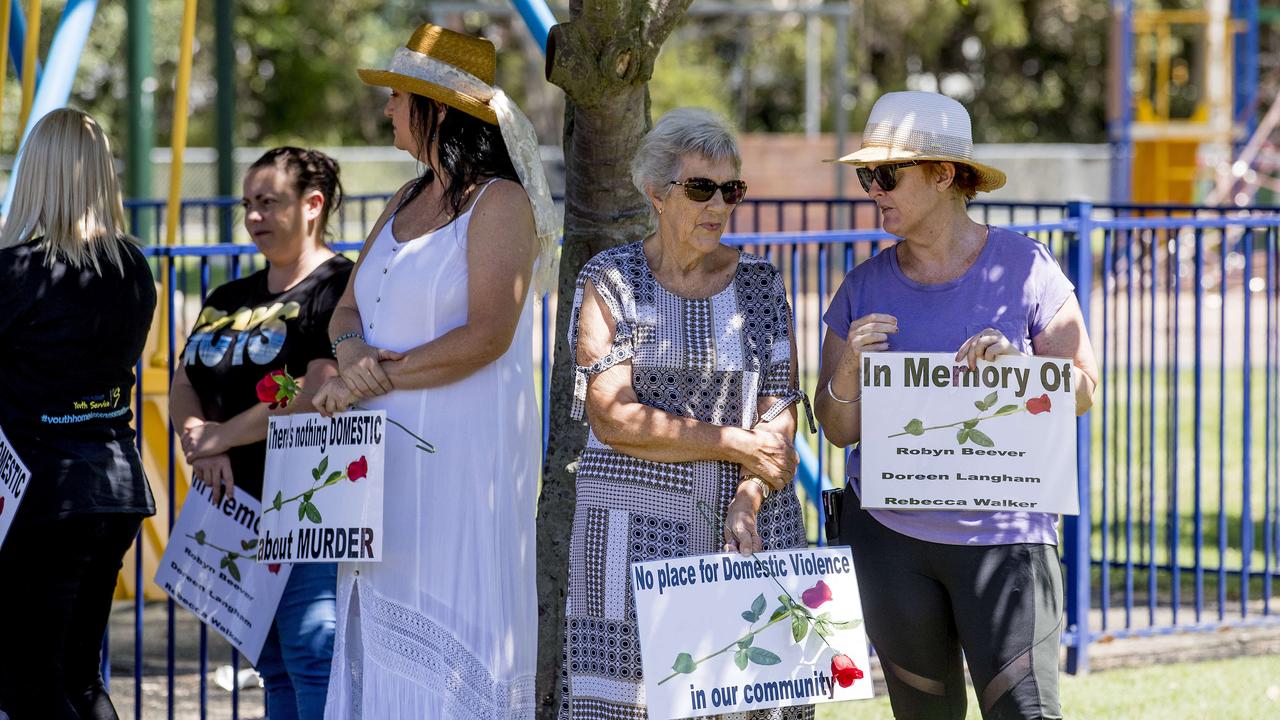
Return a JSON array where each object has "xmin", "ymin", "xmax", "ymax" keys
[
  {"xmin": 182, "ymin": 255, "xmax": 353, "ymax": 500},
  {"xmin": 0, "ymin": 239, "xmax": 157, "ymax": 527}
]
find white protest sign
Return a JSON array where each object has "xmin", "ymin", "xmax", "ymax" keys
[
  {"xmin": 259, "ymin": 410, "xmax": 384, "ymax": 563},
  {"xmin": 633, "ymin": 548, "xmax": 873, "ymax": 719},
  {"xmin": 155, "ymin": 478, "xmax": 292, "ymax": 664},
  {"xmin": 860, "ymin": 352, "xmax": 1078, "ymax": 514},
  {"xmin": 0, "ymin": 424, "xmax": 31, "ymax": 549}
]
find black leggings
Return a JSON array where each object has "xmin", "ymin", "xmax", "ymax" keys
[
  {"xmin": 840, "ymin": 497, "xmax": 1063, "ymax": 720},
  {"xmin": 0, "ymin": 513, "xmax": 144, "ymax": 720}
]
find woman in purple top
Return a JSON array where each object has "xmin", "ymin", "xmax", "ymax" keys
[{"xmin": 815, "ymin": 92, "xmax": 1098, "ymax": 720}]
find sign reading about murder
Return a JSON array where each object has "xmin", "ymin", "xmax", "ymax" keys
[
  {"xmin": 259, "ymin": 410, "xmax": 385, "ymax": 564},
  {"xmin": 860, "ymin": 352, "xmax": 1078, "ymax": 514},
  {"xmin": 155, "ymin": 478, "xmax": 292, "ymax": 664},
  {"xmin": 633, "ymin": 548, "xmax": 873, "ymax": 720},
  {"xmin": 0, "ymin": 424, "xmax": 31, "ymax": 549}
]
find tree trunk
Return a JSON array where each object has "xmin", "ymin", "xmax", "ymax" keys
[{"xmin": 535, "ymin": 3, "xmax": 692, "ymax": 717}]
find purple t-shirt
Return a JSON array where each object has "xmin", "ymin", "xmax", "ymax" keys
[{"xmin": 822, "ymin": 226, "xmax": 1075, "ymax": 546}]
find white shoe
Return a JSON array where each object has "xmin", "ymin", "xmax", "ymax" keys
[{"xmin": 214, "ymin": 665, "xmax": 262, "ymax": 691}]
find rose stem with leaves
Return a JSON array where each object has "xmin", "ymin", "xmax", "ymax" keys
[
  {"xmin": 263, "ymin": 462, "xmax": 345, "ymax": 516},
  {"xmin": 658, "ymin": 505, "xmax": 858, "ymax": 685},
  {"xmin": 186, "ymin": 532, "xmax": 258, "ymax": 581},
  {"xmin": 656, "ymin": 596, "xmax": 789, "ymax": 686},
  {"xmin": 888, "ymin": 391, "xmax": 1027, "ymax": 444}
]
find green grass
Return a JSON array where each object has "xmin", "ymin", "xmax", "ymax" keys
[
  {"xmin": 1088, "ymin": 365, "xmax": 1275, "ymax": 577},
  {"xmin": 814, "ymin": 654, "xmax": 1280, "ymax": 719}
]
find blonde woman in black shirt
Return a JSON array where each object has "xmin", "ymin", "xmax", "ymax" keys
[{"xmin": 0, "ymin": 109, "xmax": 157, "ymax": 720}]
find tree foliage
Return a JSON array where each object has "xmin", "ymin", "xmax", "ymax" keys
[
  {"xmin": 648, "ymin": 0, "xmax": 1112, "ymax": 142},
  {"xmin": 52, "ymin": 1, "xmax": 548, "ymax": 157},
  {"xmin": 29, "ymin": 0, "xmax": 1126, "ymax": 158}
]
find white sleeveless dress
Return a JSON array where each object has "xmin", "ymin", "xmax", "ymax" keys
[{"xmin": 325, "ymin": 184, "xmax": 539, "ymax": 719}]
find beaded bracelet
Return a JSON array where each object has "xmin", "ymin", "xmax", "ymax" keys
[{"xmin": 331, "ymin": 332, "xmax": 363, "ymax": 357}]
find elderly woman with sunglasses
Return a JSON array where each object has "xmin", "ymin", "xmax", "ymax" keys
[
  {"xmin": 816, "ymin": 91, "xmax": 1098, "ymax": 720},
  {"xmin": 559, "ymin": 107, "xmax": 813, "ymax": 720}
]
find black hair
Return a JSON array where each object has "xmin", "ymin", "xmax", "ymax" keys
[
  {"xmin": 248, "ymin": 147, "xmax": 345, "ymax": 237},
  {"xmin": 399, "ymin": 95, "xmax": 519, "ymax": 217}
]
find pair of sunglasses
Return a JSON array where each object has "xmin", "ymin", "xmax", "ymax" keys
[
  {"xmin": 669, "ymin": 178, "xmax": 748, "ymax": 204},
  {"xmin": 856, "ymin": 161, "xmax": 920, "ymax": 193}
]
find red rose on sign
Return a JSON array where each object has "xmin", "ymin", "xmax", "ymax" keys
[
  {"xmin": 831, "ymin": 653, "xmax": 864, "ymax": 688},
  {"xmin": 256, "ymin": 370, "xmax": 290, "ymax": 409},
  {"xmin": 1026, "ymin": 394, "xmax": 1052, "ymax": 415},
  {"xmin": 268, "ymin": 563, "xmax": 281, "ymax": 575},
  {"xmin": 801, "ymin": 580, "xmax": 834, "ymax": 609},
  {"xmin": 347, "ymin": 456, "xmax": 368, "ymax": 482}
]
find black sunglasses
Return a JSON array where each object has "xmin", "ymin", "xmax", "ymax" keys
[
  {"xmin": 856, "ymin": 161, "xmax": 920, "ymax": 193},
  {"xmin": 669, "ymin": 178, "xmax": 748, "ymax": 204}
]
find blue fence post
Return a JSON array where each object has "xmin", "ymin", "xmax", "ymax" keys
[{"xmin": 1064, "ymin": 201, "xmax": 1094, "ymax": 674}]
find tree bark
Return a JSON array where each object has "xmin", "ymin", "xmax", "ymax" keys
[{"xmin": 535, "ymin": 2, "xmax": 692, "ymax": 717}]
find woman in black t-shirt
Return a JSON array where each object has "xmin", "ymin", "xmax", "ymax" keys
[
  {"xmin": 169, "ymin": 148, "xmax": 351, "ymax": 720},
  {"xmin": 0, "ymin": 110, "xmax": 157, "ymax": 719}
]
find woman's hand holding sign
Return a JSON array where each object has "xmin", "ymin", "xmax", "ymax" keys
[
  {"xmin": 955, "ymin": 327, "xmax": 1023, "ymax": 369},
  {"xmin": 835, "ymin": 313, "xmax": 899, "ymax": 400},
  {"xmin": 313, "ymin": 377, "xmax": 358, "ymax": 417},
  {"xmin": 815, "ymin": 313, "xmax": 897, "ymax": 449},
  {"xmin": 192, "ymin": 453, "xmax": 235, "ymax": 503},
  {"xmin": 723, "ymin": 492, "xmax": 764, "ymax": 557},
  {"xmin": 845, "ymin": 313, "xmax": 898, "ymax": 361}
]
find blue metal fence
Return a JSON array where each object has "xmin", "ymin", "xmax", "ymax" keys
[{"xmin": 112, "ymin": 197, "xmax": 1280, "ymax": 716}]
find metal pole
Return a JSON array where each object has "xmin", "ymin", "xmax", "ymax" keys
[
  {"xmin": 6, "ymin": 0, "xmax": 36, "ymax": 79},
  {"xmin": 1108, "ymin": 0, "xmax": 1133, "ymax": 204},
  {"xmin": 833, "ymin": 12, "xmax": 848, "ymax": 203},
  {"xmin": 17, "ymin": 0, "xmax": 40, "ymax": 131},
  {"xmin": 126, "ymin": 0, "xmax": 155, "ymax": 238},
  {"xmin": 1233, "ymin": 0, "xmax": 1260, "ymax": 143},
  {"xmin": 0, "ymin": 3, "xmax": 10, "ymax": 147},
  {"xmin": 165, "ymin": 0, "xmax": 198, "ymax": 250},
  {"xmin": 215, "ymin": 0, "xmax": 234, "ymax": 243},
  {"xmin": 153, "ymin": 0, "xmax": 198, "ymax": 372},
  {"xmin": 1064, "ymin": 200, "xmax": 1095, "ymax": 674},
  {"xmin": 508, "ymin": 0, "xmax": 555, "ymax": 53},
  {"xmin": 803, "ymin": 0, "xmax": 820, "ymax": 138}
]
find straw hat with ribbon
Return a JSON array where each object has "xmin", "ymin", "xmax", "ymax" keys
[
  {"xmin": 358, "ymin": 23, "xmax": 560, "ymax": 287},
  {"xmin": 836, "ymin": 91, "xmax": 1006, "ymax": 193}
]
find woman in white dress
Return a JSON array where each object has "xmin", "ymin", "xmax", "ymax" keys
[{"xmin": 312, "ymin": 23, "xmax": 558, "ymax": 719}]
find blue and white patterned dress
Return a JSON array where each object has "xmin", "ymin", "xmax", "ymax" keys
[{"xmin": 560, "ymin": 241, "xmax": 813, "ymax": 720}]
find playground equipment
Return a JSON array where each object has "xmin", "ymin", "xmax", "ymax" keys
[{"xmin": 1111, "ymin": 0, "xmax": 1266, "ymax": 204}]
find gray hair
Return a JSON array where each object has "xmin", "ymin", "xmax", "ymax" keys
[{"xmin": 632, "ymin": 107, "xmax": 742, "ymax": 218}]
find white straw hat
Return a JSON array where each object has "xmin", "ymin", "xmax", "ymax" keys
[{"xmin": 836, "ymin": 91, "xmax": 1006, "ymax": 192}]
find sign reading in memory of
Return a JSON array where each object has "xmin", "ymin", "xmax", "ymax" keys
[
  {"xmin": 633, "ymin": 548, "xmax": 873, "ymax": 719},
  {"xmin": 155, "ymin": 479, "xmax": 292, "ymax": 664},
  {"xmin": 259, "ymin": 410, "xmax": 385, "ymax": 563},
  {"xmin": 860, "ymin": 352, "xmax": 1078, "ymax": 514},
  {"xmin": 0, "ymin": 424, "xmax": 30, "ymax": 550}
]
